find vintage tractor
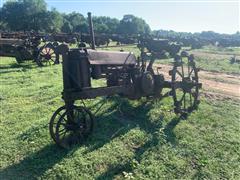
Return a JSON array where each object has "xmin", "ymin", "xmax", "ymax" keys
[
  {"xmin": 0, "ymin": 34, "xmax": 41, "ymax": 63},
  {"xmin": 0, "ymin": 32, "xmax": 79, "ymax": 66},
  {"xmin": 48, "ymin": 13, "xmax": 202, "ymax": 148}
]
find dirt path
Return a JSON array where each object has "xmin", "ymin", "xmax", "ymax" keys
[{"xmin": 154, "ymin": 64, "xmax": 240, "ymax": 99}]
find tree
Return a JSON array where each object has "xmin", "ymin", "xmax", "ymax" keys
[
  {"xmin": 62, "ymin": 12, "xmax": 87, "ymax": 33},
  {"xmin": 93, "ymin": 16, "xmax": 119, "ymax": 34},
  {"xmin": 61, "ymin": 21, "xmax": 73, "ymax": 33},
  {"xmin": 74, "ymin": 22, "xmax": 88, "ymax": 34},
  {"xmin": 1, "ymin": 0, "xmax": 48, "ymax": 31},
  {"xmin": 118, "ymin": 15, "xmax": 151, "ymax": 35},
  {"xmin": 44, "ymin": 9, "xmax": 63, "ymax": 33}
]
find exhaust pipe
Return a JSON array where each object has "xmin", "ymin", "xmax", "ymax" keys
[{"xmin": 87, "ymin": 12, "xmax": 96, "ymax": 50}]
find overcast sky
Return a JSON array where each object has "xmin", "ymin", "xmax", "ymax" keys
[{"xmin": 1, "ymin": 0, "xmax": 239, "ymax": 34}]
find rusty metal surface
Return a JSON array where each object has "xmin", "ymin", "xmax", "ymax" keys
[
  {"xmin": 62, "ymin": 86, "xmax": 134, "ymax": 100},
  {"xmin": 0, "ymin": 38, "xmax": 25, "ymax": 46},
  {"xmin": 87, "ymin": 49, "xmax": 137, "ymax": 65}
]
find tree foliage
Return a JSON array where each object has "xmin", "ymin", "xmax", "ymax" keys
[
  {"xmin": 0, "ymin": 0, "xmax": 239, "ymax": 47},
  {"xmin": 1, "ymin": 0, "xmax": 48, "ymax": 31},
  {"xmin": 62, "ymin": 12, "xmax": 87, "ymax": 33},
  {"xmin": 118, "ymin": 14, "xmax": 151, "ymax": 35},
  {"xmin": 93, "ymin": 16, "xmax": 119, "ymax": 34}
]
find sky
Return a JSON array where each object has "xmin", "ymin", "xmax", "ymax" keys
[{"xmin": 1, "ymin": 0, "xmax": 240, "ymax": 34}]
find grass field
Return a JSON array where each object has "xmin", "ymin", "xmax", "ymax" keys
[
  {"xmin": 0, "ymin": 47, "xmax": 240, "ymax": 179},
  {"xmin": 190, "ymin": 46, "xmax": 240, "ymax": 74}
]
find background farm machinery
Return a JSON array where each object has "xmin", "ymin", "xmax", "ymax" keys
[
  {"xmin": 0, "ymin": 31, "xmax": 182, "ymax": 68},
  {"xmin": 0, "ymin": 32, "xmax": 81, "ymax": 66},
  {"xmin": 0, "ymin": 32, "xmax": 41, "ymax": 64},
  {"xmin": 49, "ymin": 13, "xmax": 202, "ymax": 148},
  {"xmin": 0, "ymin": 31, "xmax": 131, "ymax": 66}
]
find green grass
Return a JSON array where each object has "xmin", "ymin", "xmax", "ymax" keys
[
  {"xmin": 0, "ymin": 57, "xmax": 240, "ymax": 179},
  {"xmin": 194, "ymin": 55, "xmax": 240, "ymax": 74},
  {"xmin": 193, "ymin": 45, "xmax": 240, "ymax": 56},
  {"xmin": 189, "ymin": 46, "xmax": 240, "ymax": 74}
]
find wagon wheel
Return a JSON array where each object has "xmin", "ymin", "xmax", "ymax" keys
[
  {"xmin": 49, "ymin": 106, "xmax": 66, "ymax": 142},
  {"xmin": 171, "ymin": 55, "xmax": 201, "ymax": 116},
  {"xmin": 36, "ymin": 44, "xmax": 59, "ymax": 66},
  {"xmin": 53, "ymin": 106, "xmax": 94, "ymax": 149}
]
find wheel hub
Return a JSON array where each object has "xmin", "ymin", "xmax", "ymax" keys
[
  {"xmin": 45, "ymin": 53, "xmax": 51, "ymax": 60},
  {"xmin": 64, "ymin": 120, "xmax": 84, "ymax": 131},
  {"xmin": 182, "ymin": 80, "xmax": 194, "ymax": 93}
]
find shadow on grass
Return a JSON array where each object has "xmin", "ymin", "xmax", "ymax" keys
[
  {"xmin": 0, "ymin": 61, "xmax": 38, "ymax": 75},
  {"xmin": 0, "ymin": 96, "xmax": 183, "ymax": 179},
  {"xmin": 0, "ymin": 144, "xmax": 69, "ymax": 179},
  {"xmin": 94, "ymin": 98, "xmax": 182, "ymax": 179}
]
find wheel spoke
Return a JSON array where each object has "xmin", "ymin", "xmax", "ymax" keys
[
  {"xmin": 176, "ymin": 69, "xmax": 183, "ymax": 78},
  {"xmin": 57, "ymin": 112, "xmax": 63, "ymax": 117},
  {"xmin": 181, "ymin": 65, "xmax": 184, "ymax": 78},
  {"xmin": 61, "ymin": 130, "xmax": 67, "ymax": 139},
  {"xmin": 47, "ymin": 47, "xmax": 51, "ymax": 53},
  {"xmin": 183, "ymin": 93, "xmax": 186, "ymax": 109},
  {"xmin": 190, "ymin": 93, "xmax": 192, "ymax": 106},
  {"xmin": 189, "ymin": 68, "xmax": 194, "ymax": 78},
  {"xmin": 178, "ymin": 91, "xmax": 185, "ymax": 103},
  {"xmin": 49, "ymin": 49, "xmax": 53, "ymax": 54},
  {"xmin": 58, "ymin": 128, "xmax": 66, "ymax": 134},
  {"xmin": 59, "ymin": 122, "xmax": 67, "ymax": 126}
]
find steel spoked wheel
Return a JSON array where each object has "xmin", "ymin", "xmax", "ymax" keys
[
  {"xmin": 37, "ymin": 44, "xmax": 59, "ymax": 66},
  {"xmin": 49, "ymin": 106, "xmax": 66, "ymax": 142},
  {"xmin": 171, "ymin": 55, "xmax": 201, "ymax": 115},
  {"xmin": 54, "ymin": 106, "xmax": 94, "ymax": 149}
]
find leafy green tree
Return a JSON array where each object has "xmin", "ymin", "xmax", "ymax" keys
[
  {"xmin": 118, "ymin": 14, "xmax": 150, "ymax": 35},
  {"xmin": 45, "ymin": 9, "xmax": 63, "ymax": 33},
  {"xmin": 93, "ymin": 16, "xmax": 119, "ymax": 34},
  {"xmin": 94, "ymin": 23, "xmax": 108, "ymax": 33},
  {"xmin": 1, "ymin": 0, "xmax": 48, "ymax": 31},
  {"xmin": 62, "ymin": 12, "xmax": 87, "ymax": 33},
  {"xmin": 61, "ymin": 21, "xmax": 73, "ymax": 33},
  {"xmin": 74, "ymin": 22, "xmax": 88, "ymax": 34}
]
